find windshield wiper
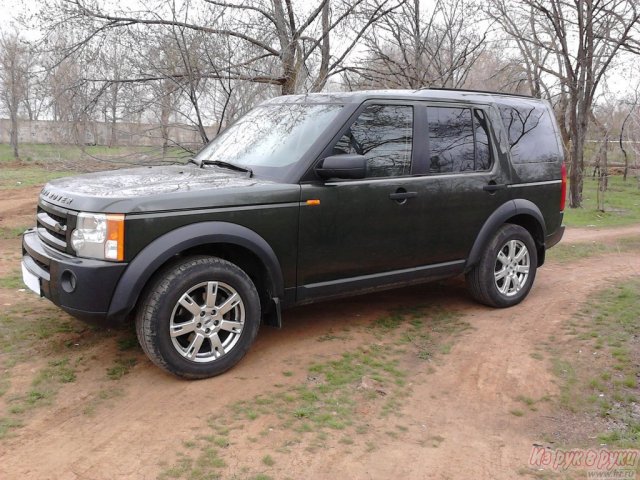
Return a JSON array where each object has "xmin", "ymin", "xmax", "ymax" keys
[{"xmin": 198, "ymin": 159, "xmax": 253, "ymax": 177}]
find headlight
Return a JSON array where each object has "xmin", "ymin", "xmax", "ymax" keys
[{"xmin": 71, "ymin": 213, "xmax": 125, "ymax": 261}]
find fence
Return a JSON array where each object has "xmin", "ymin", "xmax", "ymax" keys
[{"xmin": 0, "ymin": 119, "xmax": 217, "ymax": 147}]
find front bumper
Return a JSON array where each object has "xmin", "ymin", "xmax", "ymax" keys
[{"xmin": 22, "ymin": 229, "xmax": 127, "ymax": 322}]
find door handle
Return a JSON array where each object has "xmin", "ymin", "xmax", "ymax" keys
[
  {"xmin": 483, "ymin": 183, "xmax": 507, "ymax": 192},
  {"xmin": 389, "ymin": 191, "xmax": 417, "ymax": 200}
]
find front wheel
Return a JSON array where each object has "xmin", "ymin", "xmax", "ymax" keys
[
  {"xmin": 136, "ymin": 256, "xmax": 261, "ymax": 379},
  {"xmin": 466, "ymin": 224, "xmax": 538, "ymax": 308}
]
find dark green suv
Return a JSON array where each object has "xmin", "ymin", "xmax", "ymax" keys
[{"xmin": 22, "ymin": 89, "xmax": 566, "ymax": 378}]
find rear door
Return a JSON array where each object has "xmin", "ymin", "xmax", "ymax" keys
[{"xmin": 416, "ymin": 104, "xmax": 511, "ymax": 263}]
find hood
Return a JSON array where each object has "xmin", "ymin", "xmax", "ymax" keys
[{"xmin": 40, "ymin": 165, "xmax": 300, "ymax": 213}]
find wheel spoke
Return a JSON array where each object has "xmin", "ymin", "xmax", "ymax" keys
[
  {"xmin": 514, "ymin": 247, "xmax": 528, "ymax": 263},
  {"xmin": 179, "ymin": 293, "xmax": 202, "ymax": 318},
  {"xmin": 497, "ymin": 251, "xmax": 509, "ymax": 266},
  {"xmin": 171, "ymin": 319, "xmax": 197, "ymax": 337},
  {"xmin": 516, "ymin": 265, "xmax": 529, "ymax": 274},
  {"xmin": 512, "ymin": 275, "xmax": 522, "ymax": 292},
  {"xmin": 185, "ymin": 333, "xmax": 205, "ymax": 359},
  {"xmin": 205, "ymin": 281, "xmax": 218, "ymax": 309},
  {"xmin": 495, "ymin": 268, "xmax": 508, "ymax": 281},
  {"xmin": 219, "ymin": 319, "xmax": 243, "ymax": 333},
  {"xmin": 218, "ymin": 292, "xmax": 240, "ymax": 316},
  {"xmin": 499, "ymin": 276, "xmax": 512, "ymax": 294},
  {"xmin": 507, "ymin": 240, "xmax": 517, "ymax": 260},
  {"xmin": 209, "ymin": 333, "xmax": 226, "ymax": 356}
]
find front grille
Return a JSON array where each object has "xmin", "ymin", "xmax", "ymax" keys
[{"xmin": 37, "ymin": 201, "xmax": 71, "ymax": 253}]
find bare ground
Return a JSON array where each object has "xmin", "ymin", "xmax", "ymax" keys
[{"xmin": 0, "ymin": 191, "xmax": 639, "ymax": 479}]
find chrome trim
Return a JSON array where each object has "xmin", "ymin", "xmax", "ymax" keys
[{"xmin": 507, "ymin": 180, "xmax": 562, "ymax": 188}]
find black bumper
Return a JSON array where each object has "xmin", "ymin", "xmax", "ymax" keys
[
  {"xmin": 22, "ymin": 230, "xmax": 127, "ymax": 322},
  {"xmin": 546, "ymin": 224, "xmax": 565, "ymax": 249}
]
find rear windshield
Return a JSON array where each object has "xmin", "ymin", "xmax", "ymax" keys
[{"xmin": 497, "ymin": 99, "xmax": 562, "ymax": 164}]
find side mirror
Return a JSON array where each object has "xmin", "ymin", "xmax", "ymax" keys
[{"xmin": 316, "ymin": 154, "xmax": 367, "ymax": 180}]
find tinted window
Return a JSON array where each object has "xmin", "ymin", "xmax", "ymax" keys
[
  {"xmin": 333, "ymin": 105, "xmax": 413, "ymax": 178},
  {"xmin": 497, "ymin": 100, "xmax": 561, "ymax": 163},
  {"xmin": 427, "ymin": 107, "xmax": 493, "ymax": 173},
  {"xmin": 474, "ymin": 109, "xmax": 492, "ymax": 170}
]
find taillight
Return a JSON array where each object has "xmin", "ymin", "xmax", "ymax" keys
[{"xmin": 560, "ymin": 163, "xmax": 567, "ymax": 211}]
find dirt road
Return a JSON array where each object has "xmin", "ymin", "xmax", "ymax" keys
[{"xmin": 0, "ymin": 216, "xmax": 638, "ymax": 479}]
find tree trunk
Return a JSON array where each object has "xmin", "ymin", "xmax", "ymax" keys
[{"xmin": 9, "ymin": 108, "xmax": 19, "ymax": 159}]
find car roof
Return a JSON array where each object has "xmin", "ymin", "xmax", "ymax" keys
[{"xmin": 264, "ymin": 88, "xmax": 536, "ymax": 106}]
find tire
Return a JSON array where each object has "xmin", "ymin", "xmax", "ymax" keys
[
  {"xmin": 466, "ymin": 224, "xmax": 538, "ymax": 308},
  {"xmin": 135, "ymin": 256, "xmax": 261, "ymax": 379}
]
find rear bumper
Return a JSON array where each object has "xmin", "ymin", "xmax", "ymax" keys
[
  {"xmin": 546, "ymin": 224, "xmax": 565, "ymax": 249},
  {"xmin": 22, "ymin": 229, "xmax": 127, "ymax": 323}
]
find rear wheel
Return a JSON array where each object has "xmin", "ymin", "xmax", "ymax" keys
[
  {"xmin": 136, "ymin": 256, "xmax": 261, "ymax": 379},
  {"xmin": 466, "ymin": 224, "xmax": 538, "ymax": 308}
]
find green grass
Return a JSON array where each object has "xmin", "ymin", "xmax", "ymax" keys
[
  {"xmin": 550, "ymin": 276, "xmax": 640, "ymax": 447},
  {"xmin": 160, "ymin": 305, "xmax": 468, "ymax": 478},
  {"xmin": 0, "ymin": 143, "xmax": 191, "ymax": 169},
  {"xmin": 0, "ymin": 167, "xmax": 76, "ymax": 189},
  {"xmin": 106, "ymin": 357, "xmax": 138, "ymax": 380},
  {"xmin": 546, "ymin": 235, "xmax": 640, "ymax": 263},
  {"xmin": 0, "ymin": 306, "xmax": 81, "ymax": 361},
  {"xmin": 564, "ymin": 175, "xmax": 640, "ymax": 227},
  {"xmin": 2, "ymin": 357, "xmax": 77, "ymax": 438},
  {"xmin": 0, "ymin": 269, "xmax": 23, "ymax": 289},
  {"xmin": 0, "ymin": 226, "xmax": 29, "ymax": 240}
]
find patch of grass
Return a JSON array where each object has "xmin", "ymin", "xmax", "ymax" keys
[
  {"xmin": 0, "ymin": 270, "xmax": 23, "ymax": 289},
  {"xmin": 4, "ymin": 357, "xmax": 77, "ymax": 432},
  {"xmin": 0, "ymin": 226, "xmax": 29, "ymax": 240},
  {"xmin": 550, "ymin": 276, "xmax": 640, "ymax": 447},
  {"xmin": 0, "ymin": 143, "xmax": 188, "ymax": 168},
  {"xmin": 510, "ymin": 409, "xmax": 525, "ymax": 417},
  {"xmin": 0, "ymin": 416, "xmax": 24, "ymax": 439},
  {"xmin": 547, "ymin": 236, "xmax": 640, "ymax": 263},
  {"xmin": 0, "ymin": 306, "xmax": 83, "ymax": 362},
  {"xmin": 0, "ymin": 168, "xmax": 76, "ymax": 189},
  {"xmin": 116, "ymin": 336, "xmax": 139, "ymax": 351},
  {"xmin": 161, "ymin": 304, "xmax": 467, "ymax": 477},
  {"xmin": 564, "ymin": 175, "xmax": 640, "ymax": 228},
  {"xmin": 106, "ymin": 357, "xmax": 138, "ymax": 380}
]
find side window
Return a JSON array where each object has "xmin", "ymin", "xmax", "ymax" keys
[
  {"xmin": 497, "ymin": 101, "xmax": 561, "ymax": 164},
  {"xmin": 474, "ymin": 109, "xmax": 492, "ymax": 171},
  {"xmin": 333, "ymin": 104, "xmax": 413, "ymax": 178},
  {"xmin": 427, "ymin": 106, "xmax": 493, "ymax": 173}
]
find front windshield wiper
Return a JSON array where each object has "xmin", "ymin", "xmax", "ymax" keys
[{"xmin": 195, "ymin": 159, "xmax": 253, "ymax": 177}]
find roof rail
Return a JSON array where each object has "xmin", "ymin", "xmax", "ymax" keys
[{"xmin": 416, "ymin": 86, "xmax": 535, "ymax": 99}]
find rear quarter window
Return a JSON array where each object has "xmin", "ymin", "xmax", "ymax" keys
[{"xmin": 497, "ymin": 100, "xmax": 562, "ymax": 164}]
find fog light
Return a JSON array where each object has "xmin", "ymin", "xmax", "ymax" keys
[{"xmin": 61, "ymin": 270, "xmax": 77, "ymax": 293}]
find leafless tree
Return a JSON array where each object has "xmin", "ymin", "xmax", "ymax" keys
[
  {"xmin": 346, "ymin": 0, "xmax": 486, "ymax": 89},
  {"xmin": 0, "ymin": 32, "xmax": 32, "ymax": 159},
  {"xmin": 488, "ymin": 0, "xmax": 640, "ymax": 208}
]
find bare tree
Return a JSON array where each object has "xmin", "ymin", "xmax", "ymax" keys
[
  {"xmin": 348, "ymin": 0, "xmax": 486, "ymax": 89},
  {"xmin": 0, "ymin": 32, "xmax": 31, "ymax": 159},
  {"xmin": 39, "ymin": 0, "xmax": 403, "ymax": 95},
  {"xmin": 488, "ymin": 0, "xmax": 640, "ymax": 208}
]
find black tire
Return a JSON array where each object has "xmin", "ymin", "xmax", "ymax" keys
[
  {"xmin": 136, "ymin": 256, "xmax": 261, "ymax": 379},
  {"xmin": 466, "ymin": 224, "xmax": 538, "ymax": 308}
]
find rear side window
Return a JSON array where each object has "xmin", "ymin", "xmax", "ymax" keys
[
  {"xmin": 333, "ymin": 104, "xmax": 413, "ymax": 178},
  {"xmin": 427, "ymin": 107, "xmax": 493, "ymax": 173},
  {"xmin": 497, "ymin": 101, "xmax": 561, "ymax": 164}
]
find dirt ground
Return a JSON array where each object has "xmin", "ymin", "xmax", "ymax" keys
[{"xmin": 1, "ymin": 188, "xmax": 639, "ymax": 479}]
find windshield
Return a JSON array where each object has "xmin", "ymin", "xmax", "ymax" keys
[{"xmin": 194, "ymin": 103, "xmax": 344, "ymax": 180}]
